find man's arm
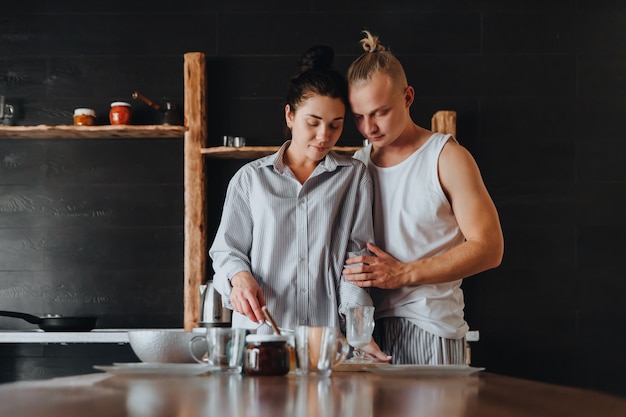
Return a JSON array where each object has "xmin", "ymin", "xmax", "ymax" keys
[{"xmin": 344, "ymin": 141, "xmax": 503, "ymax": 288}]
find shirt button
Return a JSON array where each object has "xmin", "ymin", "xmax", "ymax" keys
[
  {"xmin": 301, "ymin": 288, "xmax": 307, "ymax": 293},
  {"xmin": 300, "ymin": 320, "xmax": 305, "ymax": 324}
]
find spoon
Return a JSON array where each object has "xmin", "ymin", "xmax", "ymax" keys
[{"xmin": 261, "ymin": 306, "xmax": 281, "ymax": 335}]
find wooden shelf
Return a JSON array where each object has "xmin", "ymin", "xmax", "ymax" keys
[
  {"xmin": 201, "ymin": 145, "xmax": 363, "ymax": 159},
  {"xmin": 0, "ymin": 125, "xmax": 186, "ymax": 139}
]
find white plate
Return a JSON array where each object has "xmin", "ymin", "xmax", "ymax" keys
[
  {"xmin": 367, "ymin": 364, "xmax": 485, "ymax": 376},
  {"xmin": 94, "ymin": 362, "xmax": 218, "ymax": 376}
]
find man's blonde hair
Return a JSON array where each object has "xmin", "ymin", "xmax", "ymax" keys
[{"xmin": 347, "ymin": 30, "xmax": 408, "ymax": 91}]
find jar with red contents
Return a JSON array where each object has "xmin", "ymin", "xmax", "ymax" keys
[{"xmin": 109, "ymin": 102, "xmax": 131, "ymax": 125}]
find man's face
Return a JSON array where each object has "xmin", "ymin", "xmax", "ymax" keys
[{"xmin": 349, "ymin": 72, "xmax": 409, "ymax": 148}]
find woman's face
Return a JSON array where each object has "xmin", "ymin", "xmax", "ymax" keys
[{"xmin": 285, "ymin": 94, "xmax": 345, "ymax": 162}]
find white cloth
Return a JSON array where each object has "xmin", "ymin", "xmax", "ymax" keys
[
  {"xmin": 353, "ymin": 133, "xmax": 468, "ymax": 339},
  {"xmin": 210, "ymin": 141, "xmax": 374, "ymax": 333}
]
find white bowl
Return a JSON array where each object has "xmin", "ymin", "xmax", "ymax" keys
[{"xmin": 128, "ymin": 329, "xmax": 207, "ymax": 363}]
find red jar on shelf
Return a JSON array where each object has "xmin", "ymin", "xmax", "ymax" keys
[{"xmin": 109, "ymin": 102, "xmax": 131, "ymax": 125}]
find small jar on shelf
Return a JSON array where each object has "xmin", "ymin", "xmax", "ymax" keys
[
  {"xmin": 109, "ymin": 102, "xmax": 131, "ymax": 125},
  {"xmin": 73, "ymin": 108, "xmax": 96, "ymax": 126}
]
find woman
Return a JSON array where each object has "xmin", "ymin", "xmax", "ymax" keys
[{"xmin": 210, "ymin": 45, "xmax": 386, "ymax": 357}]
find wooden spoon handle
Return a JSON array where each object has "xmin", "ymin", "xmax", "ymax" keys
[
  {"xmin": 131, "ymin": 91, "xmax": 161, "ymax": 111},
  {"xmin": 261, "ymin": 306, "xmax": 281, "ymax": 335}
]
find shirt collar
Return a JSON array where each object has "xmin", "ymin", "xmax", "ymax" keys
[{"xmin": 261, "ymin": 141, "xmax": 351, "ymax": 174}]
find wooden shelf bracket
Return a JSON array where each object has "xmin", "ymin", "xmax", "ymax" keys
[{"xmin": 183, "ymin": 52, "xmax": 207, "ymax": 331}]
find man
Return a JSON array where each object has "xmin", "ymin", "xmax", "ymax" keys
[{"xmin": 343, "ymin": 31, "xmax": 504, "ymax": 364}]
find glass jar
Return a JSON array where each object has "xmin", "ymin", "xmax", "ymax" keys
[
  {"xmin": 244, "ymin": 334, "xmax": 290, "ymax": 376},
  {"xmin": 109, "ymin": 102, "xmax": 131, "ymax": 125},
  {"xmin": 73, "ymin": 108, "xmax": 96, "ymax": 126}
]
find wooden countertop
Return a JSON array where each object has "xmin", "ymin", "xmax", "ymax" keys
[{"xmin": 1, "ymin": 370, "xmax": 624, "ymax": 417}]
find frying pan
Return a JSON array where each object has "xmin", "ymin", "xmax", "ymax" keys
[{"xmin": 0, "ymin": 310, "xmax": 99, "ymax": 332}]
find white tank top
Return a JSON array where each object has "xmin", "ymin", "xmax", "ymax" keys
[{"xmin": 353, "ymin": 133, "xmax": 469, "ymax": 338}]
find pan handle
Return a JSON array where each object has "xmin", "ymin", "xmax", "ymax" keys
[{"xmin": 0, "ymin": 310, "xmax": 43, "ymax": 325}]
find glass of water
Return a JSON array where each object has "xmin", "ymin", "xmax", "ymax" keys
[{"xmin": 345, "ymin": 306, "xmax": 375, "ymax": 363}]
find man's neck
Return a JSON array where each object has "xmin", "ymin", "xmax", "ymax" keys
[{"xmin": 371, "ymin": 124, "xmax": 432, "ymax": 167}]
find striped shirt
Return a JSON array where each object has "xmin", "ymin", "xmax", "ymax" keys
[{"xmin": 210, "ymin": 141, "xmax": 374, "ymax": 334}]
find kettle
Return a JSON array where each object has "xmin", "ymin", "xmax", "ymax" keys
[{"xmin": 199, "ymin": 281, "xmax": 232, "ymax": 327}]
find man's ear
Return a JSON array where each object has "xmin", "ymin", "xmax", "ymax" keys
[{"xmin": 404, "ymin": 86, "xmax": 415, "ymax": 108}]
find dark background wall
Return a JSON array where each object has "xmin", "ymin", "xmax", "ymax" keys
[{"xmin": 1, "ymin": 0, "xmax": 625, "ymax": 398}]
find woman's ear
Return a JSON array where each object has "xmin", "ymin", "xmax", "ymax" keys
[{"xmin": 285, "ymin": 104, "xmax": 294, "ymax": 128}]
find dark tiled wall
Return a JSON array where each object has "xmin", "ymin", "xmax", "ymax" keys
[{"xmin": 1, "ymin": 1, "xmax": 625, "ymax": 397}]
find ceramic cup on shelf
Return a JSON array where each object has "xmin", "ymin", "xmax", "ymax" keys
[{"xmin": 232, "ymin": 136, "xmax": 246, "ymax": 147}]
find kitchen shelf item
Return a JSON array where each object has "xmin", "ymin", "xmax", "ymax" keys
[
  {"xmin": 109, "ymin": 102, "xmax": 132, "ymax": 125},
  {"xmin": 73, "ymin": 108, "xmax": 96, "ymax": 126}
]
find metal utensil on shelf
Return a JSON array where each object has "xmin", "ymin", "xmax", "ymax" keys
[
  {"xmin": 131, "ymin": 91, "xmax": 181, "ymax": 125},
  {"xmin": 0, "ymin": 96, "xmax": 15, "ymax": 126}
]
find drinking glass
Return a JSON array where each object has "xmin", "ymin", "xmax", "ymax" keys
[
  {"xmin": 345, "ymin": 306, "xmax": 375, "ymax": 363},
  {"xmin": 189, "ymin": 327, "xmax": 247, "ymax": 373},
  {"xmin": 295, "ymin": 326, "xmax": 349, "ymax": 376}
]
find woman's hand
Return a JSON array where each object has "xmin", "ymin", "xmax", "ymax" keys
[
  {"xmin": 230, "ymin": 271, "xmax": 266, "ymax": 324},
  {"xmin": 361, "ymin": 339, "xmax": 392, "ymax": 362}
]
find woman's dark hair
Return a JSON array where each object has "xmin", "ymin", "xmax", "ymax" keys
[{"xmin": 285, "ymin": 45, "xmax": 348, "ymax": 113}]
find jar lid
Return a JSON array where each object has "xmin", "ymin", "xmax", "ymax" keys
[
  {"xmin": 110, "ymin": 101, "xmax": 131, "ymax": 107},
  {"xmin": 73, "ymin": 108, "xmax": 96, "ymax": 117},
  {"xmin": 246, "ymin": 334, "xmax": 290, "ymax": 343}
]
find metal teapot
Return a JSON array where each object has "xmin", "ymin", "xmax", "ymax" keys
[
  {"xmin": 131, "ymin": 91, "xmax": 181, "ymax": 125},
  {"xmin": 199, "ymin": 281, "xmax": 232, "ymax": 327}
]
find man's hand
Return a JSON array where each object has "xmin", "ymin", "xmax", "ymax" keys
[
  {"xmin": 343, "ymin": 242, "xmax": 410, "ymax": 289},
  {"xmin": 230, "ymin": 271, "xmax": 266, "ymax": 324}
]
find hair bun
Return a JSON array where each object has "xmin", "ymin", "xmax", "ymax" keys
[
  {"xmin": 360, "ymin": 30, "xmax": 386, "ymax": 53},
  {"xmin": 296, "ymin": 45, "xmax": 335, "ymax": 74}
]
